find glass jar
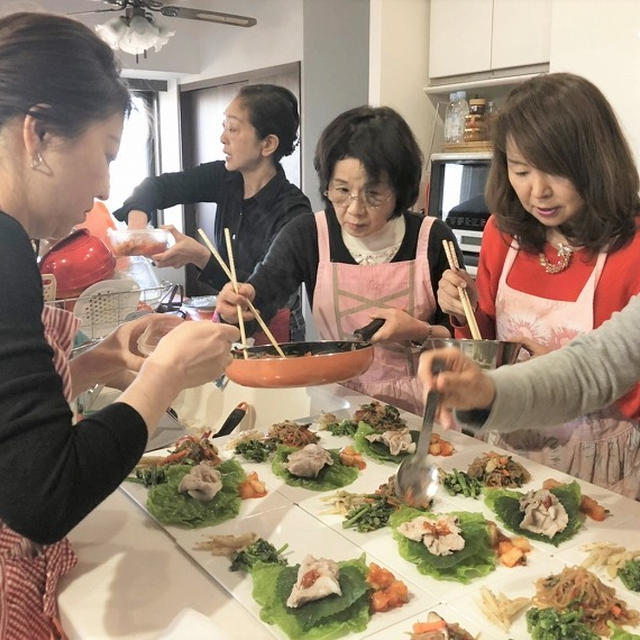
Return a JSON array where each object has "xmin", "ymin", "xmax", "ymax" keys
[{"xmin": 463, "ymin": 98, "xmax": 488, "ymax": 143}]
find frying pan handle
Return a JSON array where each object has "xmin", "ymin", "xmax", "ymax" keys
[{"xmin": 353, "ymin": 317, "xmax": 385, "ymax": 342}]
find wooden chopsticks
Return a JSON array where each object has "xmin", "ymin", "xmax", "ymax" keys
[
  {"xmin": 222, "ymin": 228, "xmax": 249, "ymax": 359},
  {"xmin": 442, "ymin": 239, "xmax": 482, "ymax": 340},
  {"xmin": 197, "ymin": 227, "xmax": 287, "ymax": 358}
]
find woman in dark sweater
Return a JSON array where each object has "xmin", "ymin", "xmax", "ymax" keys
[
  {"xmin": 217, "ymin": 106, "xmax": 463, "ymax": 414},
  {"xmin": 113, "ymin": 84, "xmax": 311, "ymax": 341},
  {"xmin": 0, "ymin": 13, "xmax": 238, "ymax": 638}
]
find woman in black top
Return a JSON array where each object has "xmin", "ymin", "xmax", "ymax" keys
[
  {"xmin": 217, "ymin": 106, "xmax": 462, "ymax": 414},
  {"xmin": 113, "ymin": 84, "xmax": 311, "ymax": 341},
  {"xmin": 0, "ymin": 13, "xmax": 238, "ymax": 637}
]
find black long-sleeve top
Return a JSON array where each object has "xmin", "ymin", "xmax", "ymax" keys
[
  {"xmin": 249, "ymin": 207, "xmax": 463, "ymax": 329},
  {"xmin": 113, "ymin": 161, "xmax": 312, "ymax": 337},
  {"xmin": 0, "ymin": 213, "xmax": 147, "ymax": 544}
]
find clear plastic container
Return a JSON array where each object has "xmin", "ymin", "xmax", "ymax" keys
[
  {"xmin": 107, "ymin": 227, "xmax": 172, "ymax": 258},
  {"xmin": 182, "ymin": 295, "xmax": 217, "ymax": 321},
  {"xmin": 444, "ymin": 92, "xmax": 459, "ymax": 144}
]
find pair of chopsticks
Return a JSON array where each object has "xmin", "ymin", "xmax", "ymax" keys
[
  {"xmin": 442, "ymin": 239, "xmax": 482, "ymax": 340},
  {"xmin": 197, "ymin": 227, "xmax": 286, "ymax": 358}
]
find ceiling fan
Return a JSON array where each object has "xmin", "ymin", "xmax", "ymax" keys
[{"xmin": 69, "ymin": 0, "xmax": 257, "ymax": 58}]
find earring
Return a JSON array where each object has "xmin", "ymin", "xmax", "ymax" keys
[{"xmin": 31, "ymin": 152, "xmax": 43, "ymax": 170}]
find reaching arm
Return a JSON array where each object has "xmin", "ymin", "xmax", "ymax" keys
[{"xmin": 485, "ymin": 294, "xmax": 640, "ymax": 431}]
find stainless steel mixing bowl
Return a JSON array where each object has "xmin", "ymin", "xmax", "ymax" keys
[{"xmin": 422, "ymin": 338, "xmax": 523, "ymax": 369}]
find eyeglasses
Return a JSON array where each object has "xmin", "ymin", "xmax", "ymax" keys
[{"xmin": 324, "ymin": 183, "xmax": 394, "ymax": 209}]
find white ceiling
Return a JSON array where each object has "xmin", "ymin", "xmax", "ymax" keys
[{"xmin": 7, "ymin": 0, "xmax": 274, "ymax": 76}]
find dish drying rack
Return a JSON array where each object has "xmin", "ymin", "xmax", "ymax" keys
[
  {"xmin": 44, "ymin": 278, "xmax": 177, "ymax": 349},
  {"xmin": 44, "ymin": 277, "xmax": 180, "ymax": 416}
]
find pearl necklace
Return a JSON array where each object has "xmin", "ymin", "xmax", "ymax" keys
[{"xmin": 538, "ymin": 242, "xmax": 574, "ymax": 274}]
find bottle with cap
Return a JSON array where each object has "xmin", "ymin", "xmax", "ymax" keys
[
  {"xmin": 444, "ymin": 92, "xmax": 459, "ymax": 144},
  {"xmin": 454, "ymin": 91, "xmax": 469, "ymax": 143}
]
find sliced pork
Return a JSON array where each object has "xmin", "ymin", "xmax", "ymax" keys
[
  {"xmin": 284, "ymin": 443, "xmax": 333, "ymax": 478},
  {"xmin": 398, "ymin": 515, "xmax": 466, "ymax": 556},
  {"xmin": 519, "ymin": 488, "xmax": 569, "ymax": 537},
  {"xmin": 286, "ymin": 555, "xmax": 342, "ymax": 608},
  {"xmin": 178, "ymin": 461, "xmax": 222, "ymax": 502},
  {"xmin": 365, "ymin": 428, "xmax": 416, "ymax": 456}
]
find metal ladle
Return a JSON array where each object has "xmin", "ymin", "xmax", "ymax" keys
[{"xmin": 395, "ymin": 359, "xmax": 445, "ymax": 509}]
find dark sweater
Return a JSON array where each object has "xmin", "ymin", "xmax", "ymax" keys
[
  {"xmin": 249, "ymin": 207, "xmax": 462, "ymax": 329},
  {"xmin": 113, "ymin": 161, "xmax": 312, "ymax": 337},
  {"xmin": 0, "ymin": 213, "xmax": 147, "ymax": 544}
]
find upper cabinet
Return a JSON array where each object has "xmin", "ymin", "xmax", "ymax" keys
[{"xmin": 429, "ymin": 0, "xmax": 551, "ymax": 79}]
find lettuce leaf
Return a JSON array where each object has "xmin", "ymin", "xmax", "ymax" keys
[
  {"xmin": 251, "ymin": 556, "xmax": 371, "ymax": 640},
  {"xmin": 353, "ymin": 422, "xmax": 418, "ymax": 463},
  {"xmin": 389, "ymin": 507, "xmax": 496, "ymax": 583},
  {"xmin": 484, "ymin": 481, "xmax": 584, "ymax": 546},
  {"xmin": 272, "ymin": 446, "xmax": 359, "ymax": 491},
  {"xmin": 146, "ymin": 459, "xmax": 245, "ymax": 527},
  {"xmin": 608, "ymin": 622, "xmax": 640, "ymax": 639}
]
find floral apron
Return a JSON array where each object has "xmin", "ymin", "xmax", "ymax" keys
[
  {"xmin": 312, "ymin": 211, "xmax": 436, "ymax": 415},
  {"xmin": 485, "ymin": 241, "xmax": 640, "ymax": 498},
  {"xmin": 0, "ymin": 305, "xmax": 80, "ymax": 639}
]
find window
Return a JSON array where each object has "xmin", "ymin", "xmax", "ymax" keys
[{"xmin": 104, "ymin": 91, "xmax": 157, "ymax": 217}]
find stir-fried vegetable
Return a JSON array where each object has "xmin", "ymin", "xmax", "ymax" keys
[
  {"xmin": 133, "ymin": 465, "xmax": 167, "ymax": 487},
  {"xmin": 326, "ymin": 419, "xmax": 358, "ymax": 437},
  {"xmin": 619, "ymin": 558, "xmax": 640, "ymax": 592},
  {"xmin": 229, "ymin": 538, "xmax": 289, "ymax": 572},
  {"xmin": 234, "ymin": 438, "xmax": 277, "ymax": 462},
  {"xmin": 526, "ymin": 607, "xmax": 599, "ymax": 640},
  {"xmin": 442, "ymin": 469, "xmax": 483, "ymax": 499},
  {"xmin": 343, "ymin": 494, "xmax": 397, "ymax": 533}
]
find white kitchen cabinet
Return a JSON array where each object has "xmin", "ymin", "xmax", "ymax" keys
[
  {"xmin": 492, "ymin": 0, "xmax": 551, "ymax": 69},
  {"xmin": 429, "ymin": 0, "xmax": 551, "ymax": 79},
  {"xmin": 429, "ymin": 0, "xmax": 493, "ymax": 78}
]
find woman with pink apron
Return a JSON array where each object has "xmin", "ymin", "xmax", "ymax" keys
[
  {"xmin": 313, "ymin": 211, "xmax": 436, "ymax": 415},
  {"xmin": 485, "ymin": 242, "xmax": 640, "ymax": 498},
  {"xmin": 215, "ymin": 106, "xmax": 460, "ymax": 415},
  {"xmin": 0, "ymin": 305, "xmax": 80, "ymax": 640}
]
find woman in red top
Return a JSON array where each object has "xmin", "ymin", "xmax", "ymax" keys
[{"xmin": 438, "ymin": 73, "xmax": 640, "ymax": 497}]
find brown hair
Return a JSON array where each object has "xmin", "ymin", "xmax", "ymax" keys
[
  {"xmin": 0, "ymin": 12, "xmax": 131, "ymax": 138},
  {"xmin": 485, "ymin": 73, "xmax": 639, "ymax": 254}
]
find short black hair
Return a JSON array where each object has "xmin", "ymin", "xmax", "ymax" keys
[
  {"xmin": 0, "ymin": 12, "xmax": 131, "ymax": 138},
  {"xmin": 237, "ymin": 84, "xmax": 300, "ymax": 162},
  {"xmin": 314, "ymin": 105, "xmax": 423, "ymax": 217}
]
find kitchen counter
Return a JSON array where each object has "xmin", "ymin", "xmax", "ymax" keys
[
  {"xmin": 57, "ymin": 382, "xmax": 640, "ymax": 639},
  {"xmin": 58, "ymin": 382, "xmax": 365, "ymax": 639}
]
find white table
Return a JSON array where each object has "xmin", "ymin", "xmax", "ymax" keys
[{"xmin": 58, "ymin": 383, "xmax": 640, "ymax": 639}]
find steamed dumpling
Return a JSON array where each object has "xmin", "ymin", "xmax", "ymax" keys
[
  {"xmin": 286, "ymin": 555, "xmax": 342, "ymax": 608},
  {"xmin": 178, "ymin": 461, "xmax": 222, "ymax": 502},
  {"xmin": 284, "ymin": 443, "xmax": 333, "ymax": 478}
]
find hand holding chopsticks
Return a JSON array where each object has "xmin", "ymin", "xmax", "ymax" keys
[
  {"xmin": 197, "ymin": 227, "xmax": 286, "ymax": 358},
  {"xmin": 223, "ymin": 228, "xmax": 249, "ymax": 359},
  {"xmin": 442, "ymin": 239, "xmax": 482, "ymax": 340}
]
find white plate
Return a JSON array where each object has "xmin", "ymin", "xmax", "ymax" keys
[
  {"xmin": 74, "ymin": 275, "xmax": 140, "ymax": 338},
  {"xmin": 172, "ymin": 504, "xmax": 440, "ymax": 640}
]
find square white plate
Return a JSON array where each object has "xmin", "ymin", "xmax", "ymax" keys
[{"xmin": 171, "ymin": 504, "xmax": 440, "ymax": 640}]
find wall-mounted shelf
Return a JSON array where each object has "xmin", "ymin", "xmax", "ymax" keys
[{"xmin": 424, "ymin": 70, "xmax": 544, "ymax": 95}]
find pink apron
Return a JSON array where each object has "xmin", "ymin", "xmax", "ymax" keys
[
  {"xmin": 486, "ymin": 241, "xmax": 640, "ymax": 498},
  {"xmin": 0, "ymin": 305, "xmax": 80, "ymax": 639},
  {"xmin": 312, "ymin": 211, "xmax": 437, "ymax": 415}
]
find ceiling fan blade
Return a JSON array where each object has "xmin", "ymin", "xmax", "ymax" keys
[
  {"xmin": 159, "ymin": 6, "xmax": 257, "ymax": 27},
  {"xmin": 67, "ymin": 8, "xmax": 124, "ymax": 15}
]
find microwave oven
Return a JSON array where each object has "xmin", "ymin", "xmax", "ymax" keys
[{"xmin": 427, "ymin": 151, "xmax": 492, "ymax": 276}]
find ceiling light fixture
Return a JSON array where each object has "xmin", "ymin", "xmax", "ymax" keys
[{"xmin": 95, "ymin": 7, "xmax": 174, "ymax": 59}]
